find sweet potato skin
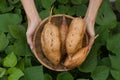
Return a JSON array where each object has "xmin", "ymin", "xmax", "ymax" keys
[
  {"xmin": 60, "ymin": 16, "xmax": 68, "ymax": 56},
  {"xmin": 64, "ymin": 46, "xmax": 89, "ymax": 69},
  {"xmin": 66, "ymin": 17, "xmax": 86, "ymax": 57},
  {"xmin": 41, "ymin": 22, "xmax": 61, "ymax": 65}
]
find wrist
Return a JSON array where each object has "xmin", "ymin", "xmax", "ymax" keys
[
  {"xmin": 28, "ymin": 15, "xmax": 41, "ymax": 23},
  {"xmin": 21, "ymin": 0, "xmax": 41, "ymax": 24}
]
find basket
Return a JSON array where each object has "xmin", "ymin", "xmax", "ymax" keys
[{"xmin": 33, "ymin": 14, "xmax": 89, "ymax": 71}]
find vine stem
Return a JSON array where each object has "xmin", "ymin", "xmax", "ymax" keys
[{"xmin": 48, "ymin": 7, "xmax": 54, "ymax": 23}]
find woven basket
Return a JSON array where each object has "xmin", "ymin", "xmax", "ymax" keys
[{"xmin": 33, "ymin": 14, "xmax": 89, "ymax": 71}]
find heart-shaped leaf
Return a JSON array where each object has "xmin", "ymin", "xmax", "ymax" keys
[
  {"xmin": 41, "ymin": 0, "xmax": 55, "ymax": 9},
  {"xmin": 3, "ymin": 52, "xmax": 17, "ymax": 67},
  {"xmin": 39, "ymin": 9, "xmax": 50, "ymax": 19},
  {"xmin": 24, "ymin": 66, "xmax": 44, "ymax": 80},
  {"xmin": 0, "ymin": 13, "xmax": 22, "ymax": 33},
  {"xmin": 7, "ymin": 67, "xmax": 24, "ymax": 80},
  {"xmin": 91, "ymin": 66, "xmax": 109, "ymax": 80},
  {"xmin": 96, "ymin": 0, "xmax": 116, "ymax": 28},
  {"xmin": 8, "ymin": 25, "xmax": 26, "ymax": 40}
]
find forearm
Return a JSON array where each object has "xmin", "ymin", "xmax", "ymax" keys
[
  {"xmin": 21, "ymin": 0, "xmax": 41, "ymax": 24},
  {"xmin": 85, "ymin": 0, "xmax": 102, "ymax": 23}
]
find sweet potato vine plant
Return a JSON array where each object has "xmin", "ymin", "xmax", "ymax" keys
[{"xmin": 0, "ymin": 0, "xmax": 120, "ymax": 80}]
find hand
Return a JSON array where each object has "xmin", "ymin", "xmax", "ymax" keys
[
  {"xmin": 26, "ymin": 19, "xmax": 41, "ymax": 49},
  {"xmin": 84, "ymin": 18, "xmax": 96, "ymax": 51},
  {"xmin": 84, "ymin": 0, "xmax": 102, "ymax": 49},
  {"xmin": 21, "ymin": 0, "xmax": 41, "ymax": 50}
]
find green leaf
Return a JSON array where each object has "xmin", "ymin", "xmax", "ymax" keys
[
  {"xmin": 6, "ymin": 33, "xmax": 15, "ymax": 44},
  {"xmin": 82, "ymin": 0, "xmax": 89, "ymax": 4},
  {"xmin": 0, "ymin": 76, "xmax": 8, "ymax": 80},
  {"xmin": 8, "ymin": 25, "xmax": 26, "ymax": 40},
  {"xmin": 58, "ymin": 0, "xmax": 69, "ymax": 4},
  {"xmin": 112, "ymin": 22, "xmax": 120, "ymax": 34},
  {"xmin": 41, "ymin": 0, "xmax": 55, "ymax": 9},
  {"xmin": 0, "ymin": 13, "xmax": 22, "ymax": 33},
  {"xmin": 24, "ymin": 56, "xmax": 32, "ymax": 67},
  {"xmin": 111, "ymin": 69, "xmax": 120, "ymax": 80},
  {"xmin": 16, "ymin": 59, "xmax": 25, "ymax": 71},
  {"xmin": 71, "ymin": 0, "xmax": 83, "ymax": 5},
  {"xmin": 44, "ymin": 74, "xmax": 52, "ymax": 80},
  {"xmin": 0, "ymin": 67, "xmax": 6, "ymax": 78},
  {"xmin": 78, "ymin": 54, "xmax": 97, "ymax": 72},
  {"xmin": 53, "ymin": 5, "xmax": 70, "ymax": 14},
  {"xmin": 13, "ymin": 41, "xmax": 31, "ymax": 56},
  {"xmin": 0, "ymin": 33, "xmax": 9, "ymax": 51},
  {"xmin": 7, "ymin": 67, "xmax": 24, "ymax": 80},
  {"xmin": 14, "ymin": 8, "xmax": 22, "ymax": 15},
  {"xmin": 0, "ymin": 58, "xmax": 2, "ymax": 65},
  {"xmin": 3, "ymin": 52, "xmax": 17, "ymax": 67},
  {"xmin": 99, "ymin": 57, "xmax": 111, "ymax": 67},
  {"xmin": 115, "ymin": 0, "xmax": 120, "ymax": 12},
  {"xmin": 5, "ymin": 45, "xmax": 14, "ymax": 54},
  {"xmin": 96, "ymin": 0, "xmax": 116, "ymax": 27},
  {"xmin": 8, "ymin": 0, "xmax": 20, "ymax": 4},
  {"xmin": 57, "ymin": 72, "xmax": 74, "ymax": 80},
  {"xmin": 109, "ymin": 55, "xmax": 120, "ymax": 70},
  {"xmin": 66, "ymin": 6, "xmax": 76, "ymax": 16},
  {"xmin": 76, "ymin": 5, "xmax": 87, "ymax": 17},
  {"xmin": 24, "ymin": 66, "xmax": 44, "ymax": 80},
  {"xmin": 39, "ymin": 10, "xmax": 50, "ymax": 19},
  {"xmin": 77, "ymin": 79, "xmax": 89, "ymax": 80},
  {"xmin": 34, "ymin": 0, "xmax": 42, "ymax": 12},
  {"xmin": 91, "ymin": 66, "xmax": 109, "ymax": 80},
  {"xmin": 0, "ymin": 0, "xmax": 14, "ymax": 13},
  {"xmin": 95, "ymin": 26, "xmax": 110, "ymax": 45},
  {"xmin": 107, "ymin": 33, "xmax": 120, "ymax": 55}
]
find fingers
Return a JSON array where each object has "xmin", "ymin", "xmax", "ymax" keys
[
  {"xmin": 86, "ymin": 22, "xmax": 95, "ymax": 38},
  {"xmin": 84, "ymin": 18, "xmax": 95, "ymax": 38},
  {"xmin": 26, "ymin": 17, "xmax": 41, "ymax": 50},
  {"xmin": 26, "ymin": 31, "xmax": 33, "ymax": 49}
]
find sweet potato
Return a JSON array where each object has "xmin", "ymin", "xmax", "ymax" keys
[
  {"xmin": 66, "ymin": 17, "xmax": 86, "ymax": 58},
  {"xmin": 41, "ymin": 8, "xmax": 61, "ymax": 65},
  {"xmin": 60, "ymin": 15, "xmax": 68, "ymax": 56},
  {"xmin": 64, "ymin": 46, "xmax": 89, "ymax": 69}
]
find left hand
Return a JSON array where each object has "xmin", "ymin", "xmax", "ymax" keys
[
  {"xmin": 21, "ymin": 0, "xmax": 41, "ymax": 50},
  {"xmin": 26, "ymin": 19, "xmax": 41, "ymax": 49}
]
